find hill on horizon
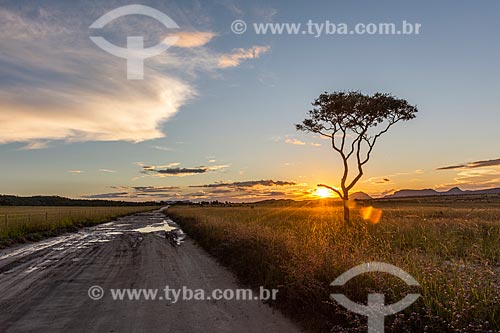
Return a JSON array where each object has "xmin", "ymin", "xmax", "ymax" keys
[{"xmin": 384, "ymin": 186, "xmax": 500, "ymax": 199}]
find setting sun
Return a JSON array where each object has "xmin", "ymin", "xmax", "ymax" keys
[{"xmin": 314, "ymin": 187, "xmax": 333, "ymax": 198}]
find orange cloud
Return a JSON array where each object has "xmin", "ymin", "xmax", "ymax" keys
[
  {"xmin": 218, "ymin": 46, "xmax": 270, "ymax": 68},
  {"xmin": 285, "ymin": 138, "xmax": 306, "ymax": 145},
  {"xmin": 167, "ymin": 31, "xmax": 216, "ymax": 48}
]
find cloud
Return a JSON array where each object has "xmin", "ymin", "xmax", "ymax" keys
[
  {"xmin": 283, "ymin": 136, "xmax": 321, "ymax": 147},
  {"xmin": 167, "ymin": 31, "xmax": 216, "ymax": 48},
  {"xmin": 151, "ymin": 145, "xmax": 174, "ymax": 151},
  {"xmin": 435, "ymin": 166, "xmax": 500, "ymax": 190},
  {"xmin": 83, "ymin": 185, "xmax": 181, "ymax": 200},
  {"xmin": 437, "ymin": 158, "xmax": 500, "ymax": 170},
  {"xmin": 81, "ymin": 179, "xmax": 306, "ymax": 202},
  {"xmin": 82, "ymin": 192, "xmax": 129, "ymax": 199},
  {"xmin": 140, "ymin": 162, "xmax": 181, "ymax": 170},
  {"xmin": 155, "ymin": 167, "xmax": 219, "ymax": 176},
  {"xmin": 140, "ymin": 163, "xmax": 229, "ymax": 177},
  {"xmin": 0, "ymin": 6, "xmax": 269, "ymax": 147},
  {"xmin": 132, "ymin": 186, "xmax": 180, "ymax": 193},
  {"xmin": 17, "ymin": 141, "xmax": 50, "ymax": 150},
  {"xmin": 0, "ymin": 7, "xmax": 194, "ymax": 146},
  {"xmin": 68, "ymin": 170, "xmax": 84, "ymax": 174},
  {"xmin": 218, "ymin": 46, "xmax": 270, "ymax": 68},
  {"xmin": 285, "ymin": 138, "xmax": 306, "ymax": 145},
  {"xmin": 376, "ymin": 188, "xmax": 396, "ymax": 197},
  {"xmin": 99, "ymin": 169, "xmax": 116, "ymax": 173},
  {"xmin": 190, "ymin": 179, "xmax": 297, "ymax": 188}
]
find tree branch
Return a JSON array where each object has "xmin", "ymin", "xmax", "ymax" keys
[{"xmin": 317, "ymin": 184, "xmax": 343, "ymax": 200}]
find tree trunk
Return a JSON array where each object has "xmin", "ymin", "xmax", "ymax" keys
[{"xmin": 342, "ymin": 192, "xmax": 353, "ymax": 227}]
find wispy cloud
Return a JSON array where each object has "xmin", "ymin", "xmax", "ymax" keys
[
  {"xmin": 99, "ymin": 169, "xmax": 116, "ymax": 173},
  {"xmin": 83, "ymin": 185, "xmax": 181, "ymax": 200},
  {"xmin": 285, "ymin": 138, "xmax": 306, "ymax": 145},
  {"xmin": 435, "ymin": 167, "xmax": 500, "ymax": 190},
  {"xmin": 131, "ymin": 186, "xmax": 180, "ymax": 193},
  {"xmin": 140, "ymin": 163, "xmax": 228, "ymax": 177},
  {"xmin": 67, "ymin": 170, "xmax": 84, "ymax": 174},
  {"xmin": 284, "ymin": 136, "xmax": 321, "ymax": 147},
  {"xmin": 437, "ymin": 158, "xmax": 500, "ymax": 170},
  {"xmin": 167, "ymin": 31, "xmax": 216, "ymax": 48},
  {"xmin": 362, "ymin": 177, "xmax": 391, "ymax": 185},
  {"xmin": 218, "ymin": 46, "xmax": 270, "ymax": 68},
  {"xmin": 82, "ymin": 192, "xmax": 129, "ymax": 199},
  {"xmin": 190, "ymin": 179, "xmax": 297, "ymax": 188},
  {"xmin": 151, "ymin": 145, "xmax": 174, "ymax": 151},
  {"xmin": 139, "ymin": 162, "xmax": 181, "ymax": 170},
  {"xmin": 17, "ymin": 141, "xmax": 50, "ymax": 150},
  {"xmin": 82, "ymin": 179, "xmax": 305, "ymax": 202}
]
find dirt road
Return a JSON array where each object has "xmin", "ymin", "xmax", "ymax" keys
[{"xmin": 0, "ymin": 209, "xmax": 301, "ymax": 332}]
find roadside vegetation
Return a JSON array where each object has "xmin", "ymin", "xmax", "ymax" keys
[
  {"xmin": 0, "ymin": 206, "xmax": 159, "ymax": 247},
  {"xmin": 167, "ymin": 197, "xmax": 500, "ymax": 332}
]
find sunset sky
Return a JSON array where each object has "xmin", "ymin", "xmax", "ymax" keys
[{"xmin": 0, "ymin": 0, "xmax": 499, "ymax": 201}]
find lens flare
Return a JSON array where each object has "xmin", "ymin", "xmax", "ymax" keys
[{"xmin": 360, "ymin": 206, "xmax": 383, "ymax": 224}]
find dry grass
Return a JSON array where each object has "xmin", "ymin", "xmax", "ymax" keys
[
  {"xmin": 0, "ymin": 206, "xmax": 159, "ymax": 246},
  {"xmin": 167, "ymin": 201, "xmax": 500, "ymax": 332}
]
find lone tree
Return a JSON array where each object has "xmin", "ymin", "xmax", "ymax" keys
[{"xmin": 296, "ymin": 91, "xmax": 417, "ymax": 226}]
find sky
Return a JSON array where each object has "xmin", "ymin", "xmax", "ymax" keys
[{"xmin": 0, "ymin": 0, "xmax": 499, "ymax": 202}]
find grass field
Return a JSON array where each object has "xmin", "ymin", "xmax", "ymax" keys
[
  {"xmin": 0, "ymin": 206, "xmax": 159, "ymax": 246},
  {"xmin": 167, "ymin": 197, "xmax": 500, "ymax": 332}
]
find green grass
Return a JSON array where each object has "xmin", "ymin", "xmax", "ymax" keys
[
  {"xmin": 167, "ymin": 200, "xmax": 500, "ymax": 332},
  {"xmin": 0, "ymin": 206, "xmax": 159, "ymax": 246}
]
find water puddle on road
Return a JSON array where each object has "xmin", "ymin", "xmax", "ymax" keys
[
  {"xmin": 133, "ymin": 220, "xmax": 177, "ymax": 233},
  {"xmin": 133, "ymin": 220, "xmax": 186, "ymax": 246},
  {"xmin": 0, "ymin": 211, "xmax": 183, "ymax": 276}
]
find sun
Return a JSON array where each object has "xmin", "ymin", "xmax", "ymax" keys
[{"xmin": 314, "ymin": 187, "xmax": 333, "ymax": 198}]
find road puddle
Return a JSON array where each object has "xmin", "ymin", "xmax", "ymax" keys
[
  {"xmin": 0, "ymin": 209, "xmax": 183, "ymax": 276},
  {"xmin": 134, "ymin": 219, "xmax": 186, "ymax": 246},
  {"xmin": 133, "ymin": 220, "xmax": 177, "ymax": 233}
]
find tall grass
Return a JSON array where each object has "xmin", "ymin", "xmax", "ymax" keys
[
  {"xmin": 0, "ymin": 206, "xmax": 159, "ymax": 246},
  {"xmin": 167, "ymin": 203, "xmax": 500, "ymax": 332}
]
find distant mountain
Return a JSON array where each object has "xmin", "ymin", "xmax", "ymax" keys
[
  {"xmin": 385, "ymin": 187, "xmax": 500, "ymax": 198},
  {"xmin": 350, "ymin": 191, "xmax": 372, "ymax": 200},
  {"xmin": 387, "ymin": 189, "xmax": 440, "ymax": 198},
  {"xmin": 444, "ymin": 186, "xmax": 464, "ymax": 195}
]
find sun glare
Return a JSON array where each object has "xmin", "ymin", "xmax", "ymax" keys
[{"xmin": 314, "ymin": 187, "xmax": 333, "ymax": 198}]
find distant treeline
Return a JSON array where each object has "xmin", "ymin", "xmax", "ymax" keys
[{"xmin": 0, "ymin": 195, "xmax": 160, "ymax": 207}]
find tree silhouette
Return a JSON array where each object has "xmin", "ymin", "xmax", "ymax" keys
[{"xmin": 296, "ymin": 91, "xmax": 417, "ymax": 226}]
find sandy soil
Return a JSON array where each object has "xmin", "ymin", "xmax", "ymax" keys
[{"xmin": 0, "ymin": 209, "xmax": 301, "ymax": 333}]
